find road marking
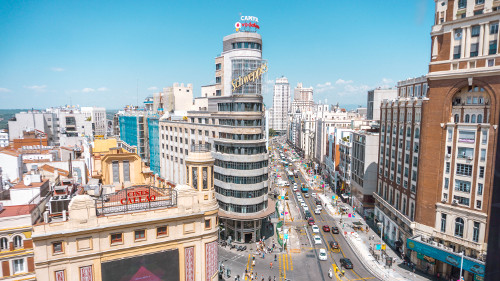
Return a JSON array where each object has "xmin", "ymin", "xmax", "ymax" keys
[
  {"xmin": 289, "ymin": 253, "xmax": 293, "ymax": 271},
  {"xmin": 282, "ymin": 254, "xmax": 287, "ymax": 280}
]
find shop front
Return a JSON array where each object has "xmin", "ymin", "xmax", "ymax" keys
[{"xmin": 407, "ymin": 236, "xmax": 485, "ymax": 281}]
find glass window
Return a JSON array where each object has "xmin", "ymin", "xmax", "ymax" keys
[
  {"xmin": 444, "ymin": 178, "xmax": 449, "ymax": 189},
  {"xmin": 53, "ymin": 241, "xmax": 63, "ymax": 253},
  {"xmin": 122, "ymin": 160, "xmax": 130, "ymax": 182},
  {"xmin": 479, "ymin": 166, "xmax": 485, "ymax": 178},
  {"xmin": 458, "ymin": 131, "xmax": 475, "ymax": 143},
  {"xmin": 456, "ymin": 164, "xmax": 473, "ymax": 176},
  {"xmin": 458, "ymin": 0, "xmax": 467, "ymax": 8},
  {"xmin": 489, "ymin": 40, "xmax": 498, "ymax": 55},
  {"xmin": 441, "ymin": 214, "xmax": 447, "ymax": 232},
  {"xmin": 205, "ymin": 219, "xmax": 211, "ymax": 229},
  {"xmin": 13, "ymin": 259, "xmax": 25, "ymax": 274},
  {"xmin": 157, "ymin": 226, "xmax": 168, "ymax": 237},
  {"xmin": 471, "ymin": 26, "xmax": 480, "ymax": 37},
  {"xmin": 13, "ymin": 235, "xmax": 23, "ymax": 248},
  {"xmin": 134, "ymin": 230, "xmax": 146, "ymax": 241},
  {"xmin": 455, "ymin": 217, "xmax": 464, "ymax": 238},
  {"xmin": 473, "ymin": 222, "xmax": 480, "ymax": 242},
  {"xmin": 455, "ymin": 179, "xmax": 471, "ymax": 192},
  {"xmin": 0, "ymin": 237, "xmax": 7, "ymax": 250},
  {"xmin": 112, "ymin": 161, "xmax": 120, "ymax": 183},
  {"xmin": 481, "ymin": 149, "xmax": 486, "ymax": 161},
  {"xmin": 453, "ymin": 45, "xmax": 461, "ymax": 59},
  {"xmin": 110, "ymin": 233, "xmax": 123, "ymax": 244},
  {"xmin": 478, "ymin": 183, "xmax": 483, "ymax": 195},
  {"xmin": 470, "ymin": 43, "xmax": 479, "ymax": 57},
  {"xmin": 491, "ymin": 22, "xmax": 499, "ymax": 35}
]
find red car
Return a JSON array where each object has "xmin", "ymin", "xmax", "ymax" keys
[
  {"xmin": 308, "ymin": 218, "xmax": 315, "ymax": 226},
  {"xmin": 322, "ymin": 225, "xmax": 330, "ymax": 232}
]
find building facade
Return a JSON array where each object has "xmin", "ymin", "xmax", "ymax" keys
[
  {"xmin": 405, "ymin": 1, "xmax": 499, "ymax": 279},
  {"xmin": 374, "ymin": 76, "xmax": 427, "ymax": 256},
  {"xmin": 32, "ymin": 149, "xmax": 219, "ymax": 281},
  {"xmin": 159, "ymin": 30, "xmax": 273, "ymax": 244},
  {"xmin": 367, "ymin": 88, "xmax": 398, "ymax": 121},
  {"xmin": 271, "ymin": 77, "xmax": 290, "ymax": 133}
]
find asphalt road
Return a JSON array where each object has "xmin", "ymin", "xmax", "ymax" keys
[{"xmin": 282, "ymin": 146, "xmax": 379, "ymax": 281}]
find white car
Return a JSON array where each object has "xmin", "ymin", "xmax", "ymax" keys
[
  {"xmin": 314, "ymin": 208, "xmax": 321, "ymax": 215},
  {"xmin": 318, "ymin": 248, "xmax": 327, "ymax": 261},
  {"xmin": 298, "ymin": 198, "xmax": 304, "ymax": 204},
  {"xmin": 314, "ymin": 235, "xmax": 322, "ymax": 245},
  {"xmin": 303, "ymin": 206, "xmax": 309, "ymax": 212},
  {"xmin": 292, "ymin": 186, "xmax": 298, "ymax": 192},
  {"xmin": 312, "ymin": 225, "xmax": 320, "ymax": 233},
  {"xmin": 312, "ymin": 193, "xmax": 317, "ymax": 198}
]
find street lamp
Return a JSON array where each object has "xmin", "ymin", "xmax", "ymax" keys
[{"xmin": 377, "ymin": 221, "xmax": 384, "ymax": 254}]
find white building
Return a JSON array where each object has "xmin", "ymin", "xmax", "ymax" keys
[
  {"xmin": 0, "ymin": 130, "xmax": 8, "ymax": 147},
  {"xmin": 350, "ymin": 130, "xmax": 379, "ymax": 217},
  {"xmin": 271, "ymin": 77, "xmax": 290, "ymax": 133},
  {"xmin": 367, "ymin": 88, "xmax": 397, "ymax": 121},
  {"xmin": 81, "ymin": 107, "xmax": 107, "ymax": 136}
]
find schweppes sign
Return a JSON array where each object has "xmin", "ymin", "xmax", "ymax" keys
[{"xmin": 231, "ymin": 63, "xmax": 268, "ymax": 91}]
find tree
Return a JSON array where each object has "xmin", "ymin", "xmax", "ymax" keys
[{"xmin": 269, "ymin": 128, "xmax": 277, "ymax": 137}]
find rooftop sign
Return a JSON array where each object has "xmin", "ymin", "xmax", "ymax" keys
[
  {"xmin": 235, "ymin": 15, "xmax": 260, "ymax": 32},
  {"xmin": 231, "ymin": 63, "xmax": 268, "ymax": 91}
]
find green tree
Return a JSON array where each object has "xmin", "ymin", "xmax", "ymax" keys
[{"xmin": 269, "ymin": 128, "xmax": 277, "ymax": 137}]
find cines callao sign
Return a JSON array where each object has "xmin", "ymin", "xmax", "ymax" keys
[{"xmin": 231, "ymin": 63, "xmax": 268, "ymax": 91}]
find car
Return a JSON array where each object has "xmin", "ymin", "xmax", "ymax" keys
[
  {"xmin": 312, "ymin": 193, "xmax": 317, "ymax": 198},
  {"xmin": 312, "ymin": 225, "xmax": 320, "ymax": 233},
  {"xmin": 308, "ymin": 218, "xmax": 315, "ymax": 226},
  {"xmin": 332, "ymin": 227, "xmax": 340, "ymax": 234},
  {"xmin": 298, "ymin": 198, "xmax": 304, "ymax": 204},
  {"xmin": 301, "ymin": 202, "xmax": 307, "ymax": 208},
  {"xmin": 316, "ymin": 205, "xmax": 322, "ymax": 210},
  {"xmin": 318, "ymin": 248, "xmax": 328, "ymax": 261},
  {"xmin": 304, "ymin": 193, "xmax": 310, "ymax": 198},
  {"xmin": 304, "ymin": 211, "xmax": 312, "ymax": 220},
  {"xmin": 314, "ymin": 208, "xmax": 321, "ymax": 214},
  {"xmin": 322, "ymin": 225, "xmax": 330, "ymax": 232},
  {"xmin": 340, "ymin": 258, "xmax": 353, "ymax": 269},
  {"xmin": 329, "ymin": 241, "xmax": 339, "ymax": 250},
  {"xmin": 292, "ymin": 186, "xmax": 298, "ymax": 192},
  {"xmin": 313, "ymin": 235, "xmax": 322, "ymax": 245},
  {"xmin": 303, "ymin": 206, "xmax": 309, "ymax": 212}
]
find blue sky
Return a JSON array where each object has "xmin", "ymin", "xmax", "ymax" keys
[{"xmin": 0, "ymin": 0, "xmax": 434, "ymax": 109}]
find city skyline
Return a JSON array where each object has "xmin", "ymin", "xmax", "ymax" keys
[{"xmin": 0, "ymin": 0, "xmax": 433, "ymax": 109}]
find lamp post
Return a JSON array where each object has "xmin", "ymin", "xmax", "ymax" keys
[
  {"xmin": 459, "ymin": 251, "xmax": 464, "ymax": 281},
  {"xmin": 377, "ymin": 221, "xmax": 384, "ymax": 253}
]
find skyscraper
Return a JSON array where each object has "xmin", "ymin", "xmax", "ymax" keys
[{"xmin": 271, "ymin": 77, "xmax": 290, "ymax": 133}]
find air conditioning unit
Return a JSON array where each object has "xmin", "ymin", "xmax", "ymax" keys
[
  {"xmin": 441, "ymin": 199, "xmax": 447, "ymax": 203},
  {"xmin": 467, "ymin": 156, "xmax": 473, "ymax": 160},
  {"xmin": 452, "ymin": 199, "xmax": 458, "ymax": 205},
  {"xmin": 446, "ymin": 154, "xmax": 451, "ymax": 158}
]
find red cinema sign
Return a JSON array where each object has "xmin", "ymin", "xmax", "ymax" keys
[{"xmin": 120, "ymin": 190, "xmax": 156, "ymax": 205}]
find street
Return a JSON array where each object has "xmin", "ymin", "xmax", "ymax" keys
[{"xmin": 218, "ymin": 138, "xmax": 380, "ymax": 281}]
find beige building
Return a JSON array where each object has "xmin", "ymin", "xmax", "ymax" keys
[
  {"xmin": 0, "ymin": 204, "xmax": 36, "ymax": 280},
  {"xmin": 32, "ymin": 148, "xmax": 219, "ymax": 281}
]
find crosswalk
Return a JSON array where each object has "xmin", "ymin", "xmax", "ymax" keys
[{"xmin": 244, "ymin": 253, "xmax": 293, "ymax": 281}]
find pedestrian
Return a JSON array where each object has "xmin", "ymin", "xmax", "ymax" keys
[{"xmin": 270, "ymin": 262, "xmax": 273, "ymax": 269}]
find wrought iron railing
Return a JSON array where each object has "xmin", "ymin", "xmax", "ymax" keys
[{"xmin": 95, "ymin": 185, "xmax": 177, "ymax": 216}]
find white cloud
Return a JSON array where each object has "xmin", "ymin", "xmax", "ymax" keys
[
  {"xmin": 147, "ymin": 86, "xmax": 158, "ymax": 91},
  {"xmin": 335, "ymin": 79, "xmax": 353, "ymax": 85},
  {"xmin": 97, "ymin": 87, "xmax": 109, "ymax": 92},
  {"xmin": 0, "ymin": 88, "xmax": 11, "ymax": 93},
  {"xmin": 51, "ymin": 67, "xmax": 65, "ymax": 72},
  {"xmin": 381, "ymin": 78, "xmax": 393, "ymax": 84},
  {"xmin": 24, "ymin": 85, "xmax": 47, "ymax": 92},
  {"xmin": 315, "ymin": 81, "xmax": 334, "ymax": 93},
  {"xmin": 82, "ymin": 88, "xmax": 95, "ymax": 93}
]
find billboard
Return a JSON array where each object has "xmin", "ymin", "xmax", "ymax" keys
[
  {"xmin": 102, "ymin": 249, "xmax": 179, "ymax": 281},
  {"xmin": 407, "ymin": 238, "xmax": 484, "ymax": 277}
]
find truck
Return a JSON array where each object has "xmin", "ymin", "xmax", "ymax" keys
[{"xmin": 301, "ymin": 184, "xmax": 309, "ymax": 193}]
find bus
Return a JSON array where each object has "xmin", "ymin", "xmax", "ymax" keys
[
  {"xmin": 301, "ymin": 184, "xmax": 309, "ymax": 193},
  {"xmin": 287, "ymin": 170, "xmax": 294, "ymax": 180}
]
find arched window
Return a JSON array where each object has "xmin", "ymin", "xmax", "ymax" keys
[
  {"xmin": 415, "ymin": 128, "xmax": 420, "ymax": 139},
  {"xmin": 477, "ymin": 114, "xmax": 483, "ymax": 123},
  {"xmin": 0, "ymin": 237, "xmax": 7, "ymax": 250},
  {"xmin": 471, "ymin": 114, "xmax": 476, "ymax": 123},
  {"xmin": 454, "ymin": 114, "xmax": 459, "ymax": 123},
  {"xmin": 455, "ymin": 217, "xmax": 464, "ymax": 238},
  {"xmin": 465, "ymin": 114, "xmax": 470, "ymax": 123},
  {"xmin": 13, "ymin": 235, "xmax": 23, "ymax": 249}
]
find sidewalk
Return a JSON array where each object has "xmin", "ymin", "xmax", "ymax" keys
[{"xmin": 317, "ymin": 193, "xmax": 438, "ymax": 281}]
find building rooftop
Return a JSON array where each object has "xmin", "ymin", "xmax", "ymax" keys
[
  {"xmin": 12, "ymin": 179, "xmax": 49, "ymax": 189},
  {"xmin": 0, "ymin": 204, "xmax": 36, "ymax": 218}
]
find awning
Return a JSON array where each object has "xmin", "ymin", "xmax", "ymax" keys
[{"xmin": 407, "ymin": 236, "xmax": 484, "ymax": 277}]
